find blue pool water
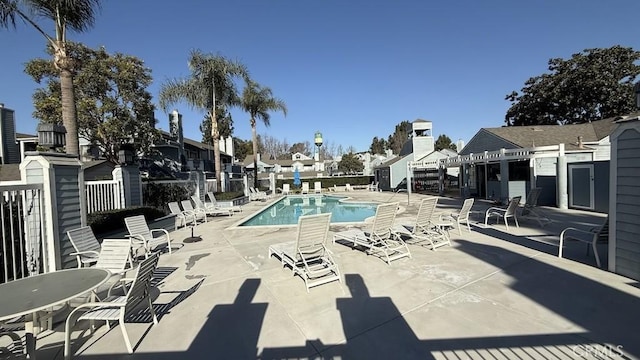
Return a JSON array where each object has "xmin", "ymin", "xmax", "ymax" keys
[{"xmin": 239, "ymin": 195, "xmax": 377, "ymax": 226}]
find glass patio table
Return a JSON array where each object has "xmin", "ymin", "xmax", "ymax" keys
[{"xmin": 0, "ymin": 268, "xmax": 110, "ymax": 359}]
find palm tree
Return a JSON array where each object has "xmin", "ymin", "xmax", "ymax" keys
[
  {"xmin": 0, "ymin": 0, "xmax": 102, "ymax": 156},
  {"xmin": 240, "ymin": 80, "xmax": 287, "ymax": 188},
  {"xmin": 159, "ymin": 50, "xmax": 247, "ymax": 192}
]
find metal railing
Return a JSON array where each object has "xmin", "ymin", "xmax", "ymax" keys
[{"xmin": 1, "ymin": 184, "xmax": 45, "ymax": 284}]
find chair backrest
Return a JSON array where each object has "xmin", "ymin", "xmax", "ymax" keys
[
  {"xmin": 294, "ymin": 213, "xmax": 332, "ymax": 261},
  {"xmin": 505, "ymin": 196, "xmax": 522, "ymax": 216},
  {"xmin": 283, "ymin": 184, "xmax": 290, "ymax": 192},
  {"xmin": 181, "ymin": 199, "xmax": 196, "ymax": 212},
  {"xmin": 595, "ymin": 216, "xmax": 609, "ymax": 243},
  {"xmin": 302, "ymin": 182, "xmax": 309, "ymax": 192},
  {"xmin": 415, "ymin": 197, "xmax": 438, "ymax": 232},
  {"xmin": 314, "ymin": 182, "xmax": 321, "ymax": 191},
  {"xmin": 95, "ymin": 239, "xmax": 131, "ymax": 273},
  {"xmin": 168, "ymin": 201, "xmax": 183, "ymax": 216},
  {"xmin": 346, "ymin": 184, "xmax": 352, "ymax": 191},
  {"xmin": 190, "ymin": 195, "xmax": 205, "ymax": 209},
  {"xmin": 124, "ymin": 253, "xmax": 159, "ymax": 317},
  {"xmin": 125, "ymin": 215, "xmax": 152, "ymax": 242},
  {"xmin": 206, "ymin": 192, "xmax": 219, "ymax": 205},
  {"xmin": 370, "ymin": 202, "xmax": 399, "ymax": 238},
  {"xmin": 67, "ymin": 226, "xmax": 101, "ymax": 255},
  {"xmin": 525, "ymin": 188, "xmax": 541, "ymax": 208},
  {"xmin": 458, "ymin": 198, "xmax": 475, "ymax": 220}
]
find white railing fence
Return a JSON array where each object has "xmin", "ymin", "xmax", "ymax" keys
[
  {"xmin": 1, "ymin": 184, "xmax": 45, "ymax": 284},
  {"xmin": 85, "ymin": 178, "xmax": 124, "ymax": 214}
]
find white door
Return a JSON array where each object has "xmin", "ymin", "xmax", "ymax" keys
[{"xmin": 568, "ymin": 164, "xmax": 594, "ymax": 210}]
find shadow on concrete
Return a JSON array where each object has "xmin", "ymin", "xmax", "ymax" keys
[{"xmin": 44, "ymin": 249, "xmax": 638, "ymax": 359}]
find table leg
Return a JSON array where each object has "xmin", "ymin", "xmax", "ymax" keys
[{"xmin": 25, "ymin": 313, "xmax": 36, "ymax": 360}]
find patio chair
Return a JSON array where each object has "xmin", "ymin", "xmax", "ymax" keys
[
  {"xmin": 249, "ymin": 187, "xmax": 268, "ymax": 201},
  {"xmin": 333, "ymin": 202, "xmax": 411, "ymax": 264},
  {"xmin": 64, "ymin": 253, "xmax": 160, "ymax": 358},
  {"xmin": 345, "ymin": 184, "xmax": 353, "ymax": 191},
  {"xmin": 519, "ymin": 187, "xmax": 552, "ymax": 226},
  {"xmin": 268, "ymin": 213, "xmax": 341, "ymax": 292},
  {"xmin": 67, "ymin": 226, "xmax": 102, "ymax": 268},
  {"xmin": 124, "ymin": 215, "xmax": 172, "ymax": 258},
  {"xmin": 484, "ymin": 196, "xmax": 522, "ymax": 230},
  {"xmin": 301, "ymin": 182, "xmax": 310, "ymax": 194},
  {"xmin": 168, "ymin": 201, "xmax": 196, "ymax": 230},
  {"xmin": 191, "ymin": 195, "xmax": 233, "ymax": 217},
  {"xmin": 441, "ymin": 197, "xmax": 475, "ymax": 235},
  {"xmin": 314, "ymin": 181, "xmax": 322, "ymax": 194},
  {"xmin": 282, "ymin": 183, "xmax": 290, "ymax": 195},
  {"xmin": 93, "ymin": 238, "xmax": 135, "ymax": 295},
  {"xmin": 206, "ymin": 192, "xmax": 243, "ymax": 212},
  {"xmin": 369, "ymin": 181, "xmax": 380, "ymax": 192},
  {"xmin": 180, "ymin": 199, "xmax": 208, "ymax": 223},
  {"xmin": 393, "ymin": 197, "xmax": 451, "ymax": 250},
  {"xmin": 559, "ymin": 216, "xmax": 608, "ymax": 268}
]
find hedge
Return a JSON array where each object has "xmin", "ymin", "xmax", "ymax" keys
[{"xmin": 88, "ymin": 206, "xmax": 167, "ymax": 238}]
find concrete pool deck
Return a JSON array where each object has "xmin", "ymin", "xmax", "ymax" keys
[{"xmin": 22, "ymin": 191, "xmax": 640, "ymax": 359}]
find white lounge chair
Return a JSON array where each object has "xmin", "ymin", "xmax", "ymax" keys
[
  {"xmin": 301, "ymin": 182, "xmax": 310, "ymax": 194},
  {"xmin": 345, "ymin": 184, "xmax": 353, "ymax": 191},
  {"xmin": 393, "ymin": 197, "xmax": 451, "ymax": 250},
  {"xmin": 249, "ymin": 187, "xmax": 268, "ymax": 201},
  {"xmin": 520, "ymin": 187, "xmax": 552, "ymax": 226},
  {"xmin": 369, "ymin": 181, "xmax": 380, "ymax": 192},
  {"xmin": 559, "ymin": 216, "xmax": 608, "ymax": 268},
  {"xmin": 168, "ymin": 201, "xmax": 196, "ymax": 230},
  {"xmin": 282, "ymin": 184, "xmax": 290, "ymax": 195},
  {"xmin": 191, "ymin": 195, "xmax": 233, "ymax": 217},
  {"xmin": 333, "ymin": 202, "xmax": 411, "ymax": 264},
  {"xmin": 124, "ymin": 215, "xmax": 172, "ymax": 258},
  {"xmin": 313, "ymin": 181, "xmax": 322, "ymax": 194},
  {"xmin": 441, "ymin": 197, "xmax": 475, "ymax": 235},
  {"xmin": 268, "ymin": 213, "xmax": 341, "ymax": 292},
  {"xmin": 66, "ymin": 226, "xmax": 103, "ymax": 268},
  {"xmin": 180, "ymin": 199, "xmax": 208, "ymax": 223},
  {"xmin": 484, "ymin": 196, "xmax": 522, "ymax": 230},
  {"xmin": 206, "ymin": 192, "xmax": 243, "ymax": 212},
  {"xmin": 64, "ymin": 253, "xmax": 159, "ymax": 358}
]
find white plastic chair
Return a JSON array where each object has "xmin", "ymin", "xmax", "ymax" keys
[
  {"xmin": 313, "ymin": 181, "xmax": 322, "ymax": 194},
  {"xmin": 64, "ymin": 254, "xmax": 159, "ymax": 358},
  {"xmin": 124, "ymin": 215, "xmax": 172, "ymax": 258},
  {"xmin": 484, "ymin": 196, "xmax": 521, "ymax": 230},
  {"xmin": 67, "ymin": 227, "xmax": 102, "ymax": 268}
]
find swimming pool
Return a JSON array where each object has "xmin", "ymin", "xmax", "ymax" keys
[{"xmin": 238, "ymin": 195, "xmax": 377, "ymax": 226}]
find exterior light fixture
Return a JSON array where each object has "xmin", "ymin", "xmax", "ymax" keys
[
  {"xmin": 118, "ymin": 144, "xmax": 136, "ymax": 166},
  {"xmin": 37, "ymin": 123, "xmax": 66, "ymax": 151}
]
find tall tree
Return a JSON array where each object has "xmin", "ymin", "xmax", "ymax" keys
[
  {"xmin": 434, "ymin": 134, "xmax": 457, "ymax": 151},
  {"xmin": 338, "ymin": 152, "xmax": 364, "ymax": 174},
  {"xmin": 387, "ymin": 121, "xmax": 412, "ymax": 154},
  {"xmin": 505, "ymin": 46, "xmax": 640, "ymax": 126},
  {"xmin": 239, "ymin": 80, "xmax": 287, "ymax": 188},
  {"xmin": 1, "ymin": 0, "xmax": 102, "ymax": 156},
  {"xmin": 369, "ymin": 136, "xmax": 387, "ymax": 154},
  {"xmin": 25, "ymin": 43, "xmax": 159, "ymax": 163},
  {"xmin": 159, "ymin": 50, "xmax": 248, "ymax": 191}
]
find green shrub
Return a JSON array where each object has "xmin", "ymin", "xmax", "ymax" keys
[
  {"xmin": 214, "ymin": 191, "xmax": 245, "ymax": 201},
  {"xmin": 88, "ymin": 206, "xmax": 167, "ymax": 237},
  {"xmin": 276, "ymin": 176, "xmax": 372, "ymax": 189},
  {"xmin": 142, "ymin": 182, "xmax": 193, "ymax": 209}
]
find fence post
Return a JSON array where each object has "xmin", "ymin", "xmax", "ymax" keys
[
  {"xmin": 20, "ymin": 153, "xmax": 84, "ymax": 271},
  {"xmin": 556, "ymin": 143, "xmax": 568, "ymax": 209},
  {"xmin": 269, "ymin": 172, "xmax": 276, "ymax": 194},
  {"xmin": 190, "ymin": 170, "xmax": 205, "ymax": 201},
  {"xmin": 116, "ymin": 164, "xmax": 142, "ymax": 207}
]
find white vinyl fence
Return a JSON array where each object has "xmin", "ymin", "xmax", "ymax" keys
[{"xmin": 85, "ymin": 178, "xmax": 124, "ymax": 214}]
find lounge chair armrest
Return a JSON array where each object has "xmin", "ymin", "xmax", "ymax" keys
[
  {"xmin": 70, "ymin": 250, "xmax": 100, "ymax": 257},
  {"xmin": 560, "ymin": 227, "xmax": 595, "ymax": 241},
  {"xmin": 150, "ymin": 228, "xmax": 170, "ymax": 238},
  {"xmin": 485, "ymin": 206, "xmax": 506, "ymax": 213}
]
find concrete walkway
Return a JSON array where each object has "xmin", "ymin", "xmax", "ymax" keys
[{"xmin": 30, "ymin": 191, "xmax": 640, "ymax": 359}]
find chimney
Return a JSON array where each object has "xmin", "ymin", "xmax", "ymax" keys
[{"xmin": 577, "ymin": 136, "xmax": 584, "ymax": 149}]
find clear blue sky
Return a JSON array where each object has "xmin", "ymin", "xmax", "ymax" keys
[{"xmin": 2, "ymin": 0, "xmax": 640, "ymax": 153}]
